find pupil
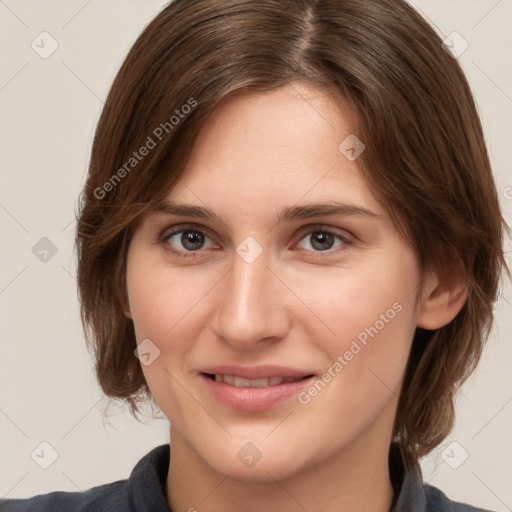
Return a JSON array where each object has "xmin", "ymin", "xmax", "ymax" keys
[
  {"xmin": 182, "ymin": 230, "xmax": 204, "ymax": 250},
  {"xmin": 311, "ymin": 231, "xmax": 334, "ymax": 251}
]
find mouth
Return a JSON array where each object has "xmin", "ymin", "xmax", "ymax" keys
[{"xmin": 198, "ymin": 368, "xmax": 316, "ymax": 411}]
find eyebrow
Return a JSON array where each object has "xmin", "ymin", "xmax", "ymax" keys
[
  {"xmin": 153, "ymin": 199, "xmax": 380, "ymax": 226},
  {"xmin": 154, "ymin": 201, "xmax": 225, "ymax": 223},
  {"xmin": 276, "ymin": 203, "xmax": 380, "ymax": 223}
]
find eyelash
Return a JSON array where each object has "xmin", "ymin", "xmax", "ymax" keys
[{"xmin": 157, "ymin": 223, "xmax": 354, "ymax": 260}]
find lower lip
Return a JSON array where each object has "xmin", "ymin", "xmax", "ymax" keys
[{"xmin": 200, "ymin": 374, "xmax": 314, "ymax": 411}]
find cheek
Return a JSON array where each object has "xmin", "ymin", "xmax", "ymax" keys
[
  {"xmin": 290, "ymin": 268, "xmax": 417, "ymax": 447},
  {"xmin": 125, "ymin": 251, "xmax": 221, "ymax": 398},
  {"xmin": 125, "ymin": 253, "xmax": 210, "ymax": 414},
  {"xmin": 295, "ymin": 252, "xmax": 417, "ymax": 337},
  {"xmin": 126, "ymin": 253, "xmax": 212, "ymax": 341},
  {"xmin": 294, "ymin": 251, "xmax": 419, "ymax": 393}
]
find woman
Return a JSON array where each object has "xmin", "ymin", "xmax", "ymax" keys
[{"xmin": 1, "ymin": 0, "xmax": 508, "ymax": 510}]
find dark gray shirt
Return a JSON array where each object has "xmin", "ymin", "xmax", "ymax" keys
[{"xmin": 0, "ymin": 443, "xmax": 494, "ymax": 511}]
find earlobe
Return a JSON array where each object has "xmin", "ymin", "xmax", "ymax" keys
[
  {"xmin": 124, "ymin": 309, "xmax": 132, "ymax": 320},
  {"xmin": 417, "ymin": 265, "xmax": 467, "ymax": 330}
]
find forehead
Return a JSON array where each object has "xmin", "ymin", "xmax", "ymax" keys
[{"xmin": 164, "ymin": 82, "xmax": 385, "ymax": 219}]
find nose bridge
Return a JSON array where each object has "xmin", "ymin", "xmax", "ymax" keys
[{"xmin": 212, "ymin": 246, "xmax": 288, "ymax": 347}]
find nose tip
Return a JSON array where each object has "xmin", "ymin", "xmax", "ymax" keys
[{"xmin": 211, "ymin": 252, "xmax": 290, "ymax": 349}]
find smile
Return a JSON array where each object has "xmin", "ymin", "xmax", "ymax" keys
[
  {"xmin": 199, "ymin": 369, "xmax": 315, "ymax": 411},
  {"xmin": 205, "ymin": 374, "xmax": 307, "ymax": 387}
]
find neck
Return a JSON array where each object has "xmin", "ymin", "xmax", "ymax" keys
[{"xmin": 166, "ymin": 430, "xmax": 395, "ymax": 512}]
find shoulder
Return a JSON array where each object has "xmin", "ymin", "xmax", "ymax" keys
[
  {"xmin": 0, "ymin": 479, "xmax": 129, "ymax": 512},
  {"xmin": 424, "ymin": 483, "xmax": 497, "ymax": 512},
  {"xmin": 0, "ymin": 444, "xmax": 171, "ymax": 512}
]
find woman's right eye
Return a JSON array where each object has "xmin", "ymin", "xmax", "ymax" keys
[{"xmin": 160, "ymin": 226, "xmax": 220, "ymax": 258}]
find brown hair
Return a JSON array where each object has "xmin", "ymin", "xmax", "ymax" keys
[{"xmin": 76, "ymin": 0, "xmax": 509, "ymax": 463}]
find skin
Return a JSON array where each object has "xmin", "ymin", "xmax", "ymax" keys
[{"xmin": 125, "ymin": 82, "xmax": 467, "ymax": 512}]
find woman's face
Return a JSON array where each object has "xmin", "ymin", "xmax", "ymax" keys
[{"xmin": 125, "ymin": 82, "xmax": 427, "ymax": 480}]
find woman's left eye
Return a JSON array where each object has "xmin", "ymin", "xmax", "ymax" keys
[{"xmin": 295, "ymin": 228, "xmax": 352, "ymax": 253}]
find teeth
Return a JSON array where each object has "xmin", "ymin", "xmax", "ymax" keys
[
  {"xmin": 212, "ymin": 374, "xmax": 302, "ymax": 387},
  {"xmin": 223, "ymin": 375, "xmax": 235, "ymax": 385},
  {"xmin": 251, "ymin": 378, "xmax": 269, "ymax": 387},
  {"xmin": 234, "ymin": 377, "xmax": 251, "ymax": 387}
]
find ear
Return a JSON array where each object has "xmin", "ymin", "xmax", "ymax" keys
[
  {"xmin": 124, "ymin": 309, "xmax": 132, "ymax": 319},
  {"xmin": 417, "ymin": 263, "xmax": 467, "ymax": 330}
]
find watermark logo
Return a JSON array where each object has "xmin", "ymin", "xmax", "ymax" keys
[
  {"xmin": 441, "ymin": 441, "xmax": 469, "ymax": 469},
  {"xmin": 32, "ymin": 237, "xmax": 58, "ymax": 263},
  {"xmin": 31, "ymin": 441, "xmax": 59, "ymax": 469},
  {"xmin": 31, "ymin": 32, "xmax": 59, "ymax": 59},
  {"xmin": 134, "ymin": 338, "xmax": 161, "ymax": 366},
  {"xmin": 236, "ymin": 236, "xmax": 263, "ymax": 264},
  {"xmin": 338, "ymin": 134, "xmax": 366, "ymax": 161},
  {"xmin": 237, "ymin": 442, "xmax": 263, "ymax": 468},
  {"xmin": 442, "ymin": 32, "xmax": 469, "ymax": 59}
]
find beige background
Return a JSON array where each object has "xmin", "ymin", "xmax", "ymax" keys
[{"xmin": 1, "ymin": 0, "xmax": 511, "ymax": 509}]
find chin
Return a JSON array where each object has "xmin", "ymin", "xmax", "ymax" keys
[
  {"xmin": 215, "ymin": 455, "xmax": 307, "ymax": 483},
  {"xmin": 194, "ymin": 435, "xmax": 317, "ymax": 483}
]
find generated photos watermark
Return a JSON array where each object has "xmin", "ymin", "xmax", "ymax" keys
[
  {"xmin": 297, "ymin": 301, "xmax": 403, "ymax": 404},
  {"xmin": 94, "ymin": 97, "xmax": 197, "ymax": 200}
]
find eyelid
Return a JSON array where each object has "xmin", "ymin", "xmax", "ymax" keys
[
  {"xmin": 158, "ymin": 222, "xmax": 219, "ymax": 243},
  {"xmin": 294, "ymin": 223, "xmax": 354, "ymax": 244}
]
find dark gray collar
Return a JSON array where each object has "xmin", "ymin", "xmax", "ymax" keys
[{"xmin": 389, "ymin": 442, "xmax": 427, "ymax": 511}]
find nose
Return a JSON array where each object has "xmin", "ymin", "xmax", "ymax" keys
[{"xmin": 211, "ymin": 246, "xmax": 291, "ymax": 351}]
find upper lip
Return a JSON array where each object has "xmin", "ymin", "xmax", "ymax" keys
[{"xmin": 198, "ymin": 365, "xmax": 315, "ymax": 380}]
